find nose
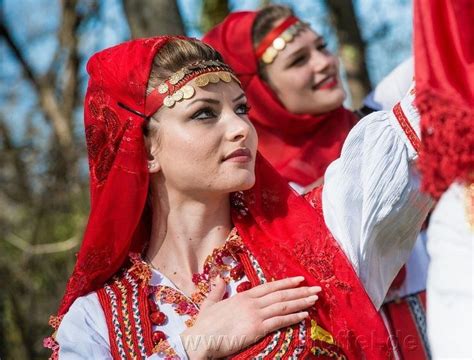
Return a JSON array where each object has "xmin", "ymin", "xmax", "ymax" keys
[
  {"xmin": 226, "ymin": 112, "xmax": 251, "ymax": 142},
  {"xmin": 310, "ymin": 49, "xmax": 332, "ymax": 73}
]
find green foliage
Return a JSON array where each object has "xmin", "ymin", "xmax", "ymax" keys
[{"xmin": 200, "ymin": 0, "xmax": 229, "ymax": 33}]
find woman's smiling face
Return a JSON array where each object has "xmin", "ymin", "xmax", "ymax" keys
[{"xmin": 263, "ymin": 27, "xmax": 346, "ymax": 115}]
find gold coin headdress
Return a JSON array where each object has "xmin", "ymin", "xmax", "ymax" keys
[
  {"xmin": 144, "ymin": 60, "xmax": 241, "ymax": 114},
  {"xmin": 255, "ymin": 16, "xmax": 308, "ymax": 64}
]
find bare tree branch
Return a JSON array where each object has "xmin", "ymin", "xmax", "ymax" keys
[
  {"xmin": 5, "ymin": 233, "xmax": 80, "ymax": 255},
  {"xmin": 0, "ymin": 21, "xmax": 74, "ymax": 151},
  {"xmin": 0, "ymin": 117, "xmax": 32, "ymax": 203},
  {"xmin": 58, "ymin": 0, "xmax": 81, "ymax": 122},
  {"xmin": 124, "ymin": 0, "xmax": 185, "ymax": 38},
  {"xmin": 325, "ymin": 0, "xmax": 372, "ymax": 108}
]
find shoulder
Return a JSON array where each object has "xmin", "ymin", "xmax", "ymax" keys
[{"xmin": 56, "ymin": 291, "xmax": 108, "ymax": 344}]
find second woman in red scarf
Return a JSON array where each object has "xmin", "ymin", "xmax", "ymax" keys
[{"xmin": 204, "ymin": 6, "xmax": 358, "ymax": 192}]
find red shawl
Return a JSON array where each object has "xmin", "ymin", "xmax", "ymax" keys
[
  {"xmin": 50, "ymin": 36, "xmax": 390, "ymax": 359},
  {"xmin": 414, "ymin": 0, "xmax": 474, "ymax": 198},
  {"xmin": 203, "ymin": 11, "xmax": 357, "ymax": 187}
]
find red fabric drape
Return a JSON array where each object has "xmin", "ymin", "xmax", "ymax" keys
[
  {"xmin": 52, "ymin": 36, "xmax": 390, "ymax": 359},
  {"xmin": 414, "ymin": 0, "xmax": 474, "ymax": 198},
  {"xmin": 203, "ymin": 12, "xmax": 357, "ymax": 186}
]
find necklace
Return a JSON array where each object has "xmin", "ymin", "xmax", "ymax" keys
[{"xmin": 145, "ymin": 228, "xmax": 252, "ymax": 327}]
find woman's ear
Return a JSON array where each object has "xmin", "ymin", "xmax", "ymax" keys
[{"xmin": 144, "ymin": 119, "xmax": 161, "ymax": 174}]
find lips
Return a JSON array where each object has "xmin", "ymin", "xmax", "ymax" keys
[
  {"xmin": 223, "ymin": 148, "xmax": 252, "ymax": 162},
  {"xmin": 313, "ymin": 75, "xmax": 338, "ymax": 90}
]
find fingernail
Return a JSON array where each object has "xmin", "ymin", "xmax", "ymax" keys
[
  {"xmin": 310, "ymin": 286, "xmax": 322, "ymax": 292},
  {"xmin": 307, "ymin": 295, "xmax": 318, "ymax": 303},
  {"xmin": 300, "ymin": 311, "xmax": 309, "ymax": 318},
  {"xmin": 293, "ymin": 276, "xmax": 305, "ymax": 282}
]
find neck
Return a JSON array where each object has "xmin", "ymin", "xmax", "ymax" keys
[{"xmin": 146, "ymin": 176, "xmax": 232, "ymax": 277}]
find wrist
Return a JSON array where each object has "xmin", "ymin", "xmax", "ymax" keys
[{"xmin": 180, "ymin": 330, "xmax": 211, "ymax": 360}]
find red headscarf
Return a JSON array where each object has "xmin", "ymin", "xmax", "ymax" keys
[
  {"xmin": 52, "ymin": 36, "xmax": 390, "ymax": 359},
  {"xmin": 414, "ymin": 0, "xmax": 474, "ymax": 198},
  {"xmin": 203, "ymin": 11, "xmax": 358, "ymax": 187}
]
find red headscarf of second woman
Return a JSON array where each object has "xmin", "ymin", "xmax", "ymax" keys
[{"xmin": 204, "ymin": 6, "xmax": 358, "ymax": 188}]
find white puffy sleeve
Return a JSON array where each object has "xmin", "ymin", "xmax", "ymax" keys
[
  {"xmin": 322, "ymin": 92, "xmax": 434, "ymax": 309},
  {"xmin": 56, "ymin": 293, "xmax": 112, "ymax": 359},
  {"xmin": 426, "ymin": 182, "xmax": 473, "ymax": 359}
]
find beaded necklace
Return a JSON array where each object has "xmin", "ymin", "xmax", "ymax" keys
[{"xmin": 146, "ymin": 228, "xmax": 252, "ymax": 328}]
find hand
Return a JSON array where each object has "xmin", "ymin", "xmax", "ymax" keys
[{"xmin": 180, "ymin": 276, "xmax": 321, "ymax": 359}]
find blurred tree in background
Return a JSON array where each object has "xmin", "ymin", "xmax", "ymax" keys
[
  {"xmin": 1, "ymin": 0, "xmax": 91, "ymax": 357},
  {"xmin": 0, "ymin": 0, "xmax": 411, "ymax": 358},
  {"xmin": 124, "ymin": 0, "xmax": 185, "ymax": 37}
]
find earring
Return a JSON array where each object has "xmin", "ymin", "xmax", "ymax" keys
[{"xmin": 147, "ymin": 163, "xmax": 154, "ymax": 170}]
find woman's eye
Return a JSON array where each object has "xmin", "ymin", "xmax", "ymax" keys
[
  {"xmin": 290, "ymin": 55, "xmax": 308, "ymax": 67},
  {"xmin": 235, "ymin": 103, "xmax": 251, "ymax": 115},
  {"xmin": 191, "ymin": 108, "xmax": 216, "ymax": 120},
  {"xmin": 316, "ymin": 42, "xmax": 328, "ymax": 51}
]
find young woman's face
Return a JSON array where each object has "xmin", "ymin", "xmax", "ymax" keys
[
  {"xmin": 148, "ymin": 80, "xmax": 258, "ymax": 196},
  {"xmin": 264, "ymin": 27, "xmax": 345, "ymax": 115}
]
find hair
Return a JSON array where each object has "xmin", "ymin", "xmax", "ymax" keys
[
  {"xmin": 144, "ymin": 38, "xmax": 224, "ymax": 137},
  {"xmin": 251, "ymin": 5, "xmax": 294, "ymax": 78}
]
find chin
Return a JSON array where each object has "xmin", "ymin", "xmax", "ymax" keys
[
  {"xmin": 228, "ymin": 172, "xmax": 256, "ymax": 192},
  {"xmin": 309, "ymin": 89, "xmax": 345, "ymax": 114}
]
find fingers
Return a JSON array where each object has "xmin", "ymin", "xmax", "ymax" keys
[
  {"xmin": 257, "ymin": 286, "xmax": 322, "ymax": 308},
  {"xmin": 246, "ymin": 276, "xmax": 305, "ymax": 298},
  {"xmin": 260, "ymin": 294, "xmax": 318, "ymax": 319},
  {"xmin": 261, "ymin": 311, "xmax": 309, "ymax": 333},
  {"xmin": 200, "ymin": 276, "xmax": 226, "ymax": 311}
]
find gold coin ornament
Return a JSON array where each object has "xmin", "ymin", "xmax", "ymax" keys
[
  {"xmin": 219, "ymin": 72, "xmax": 232, "ymax": 83},
  {"xmin": 281, "ymin": 31, "xmax": 293, "ymax": 42},
  {"xmin": 181, "ymin": 85, "xmax": 195, "ymax": 99},
  {"xmin": 163, "ymin": 96, "xmax": 175, "ymax": 108},
  {"xmin": 172, "ymin": 90, "xmax": 184, "ymax": 101},
  {"xmin": 169, "ymin": 70, "xmax": 185, "ymax": 85},
  {"xmin": 158, "ymin": 83, "xmax": 169, "ymax": 94},
  {"xmin": 272, "ymin": 37, "xmax": 286, "ymax": 50},
  {"xmin": 262, "ymin": 47, "xmax": 278, "ymax": 64},
  {"xmin": 208, "ymin": 73, "xmax": 220, "ymax": 83},
  {"xmin": 195, "ymin": 75, "xmax": 210, "ymax": 87}
]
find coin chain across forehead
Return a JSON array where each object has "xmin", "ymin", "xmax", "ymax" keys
[
  {"xmin": 161, "ymin": 71, "xmax": 240, "ymax": 108},
  {"xmin": 261, "ymin": 21, "xmax": 309, "ymax": 64}
]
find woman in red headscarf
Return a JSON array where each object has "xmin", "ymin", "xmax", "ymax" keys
[{"xmin": 44, "ymin": 35, "xmax": 432, "ymax": 359}]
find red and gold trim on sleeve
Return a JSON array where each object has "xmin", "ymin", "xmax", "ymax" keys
[{"xmin": 393, "ymin": 102, "xmax": 421, "ymax": 153}]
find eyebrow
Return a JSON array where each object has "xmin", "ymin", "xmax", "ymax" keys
[
  {"xmin": 185, "ymin": 93, "xmax": 246, "ymax": 107},
  {"xmin": 186, "ymin": 97, "xmax": 220, "ymax": 107},
  {"xmin": 286, "ymin": 36, "xmax": 323, "ymax": 62},
  {"xmin": 233, "ymin": 93, "xmax": 246, "ymax": 102}
]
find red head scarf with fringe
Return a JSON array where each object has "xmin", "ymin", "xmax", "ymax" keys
[
  {"xmin": 203, "ymin": 11, "xmax": 357, "ymax": 187},
  {"xmin": 52, "ymin": 36, "xmax": 390, "ymax": 359},
  {"xmin": 414, "ymin": 0, "xmax": 474, "ymax": 198}
]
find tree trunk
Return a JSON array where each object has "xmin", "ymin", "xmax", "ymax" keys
[
  {"xmin": 123, "ymin": 0, "xmax": 185, "ymax": 38},
  {"xmin": 325, "ymin": 0, "xmax": 371, "ymax": 109},
  {"xmin": 200, "ymin": 0, "xmax": 229, "ymax": 33}
]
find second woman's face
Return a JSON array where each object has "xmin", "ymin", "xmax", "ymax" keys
[
  {"xmin": 149, "ymin": 80, "xmax": 258, "ymax": 196},
  {"xmin": 264, "ymin": 27, "xmax": 345, "ymax": 115}
]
